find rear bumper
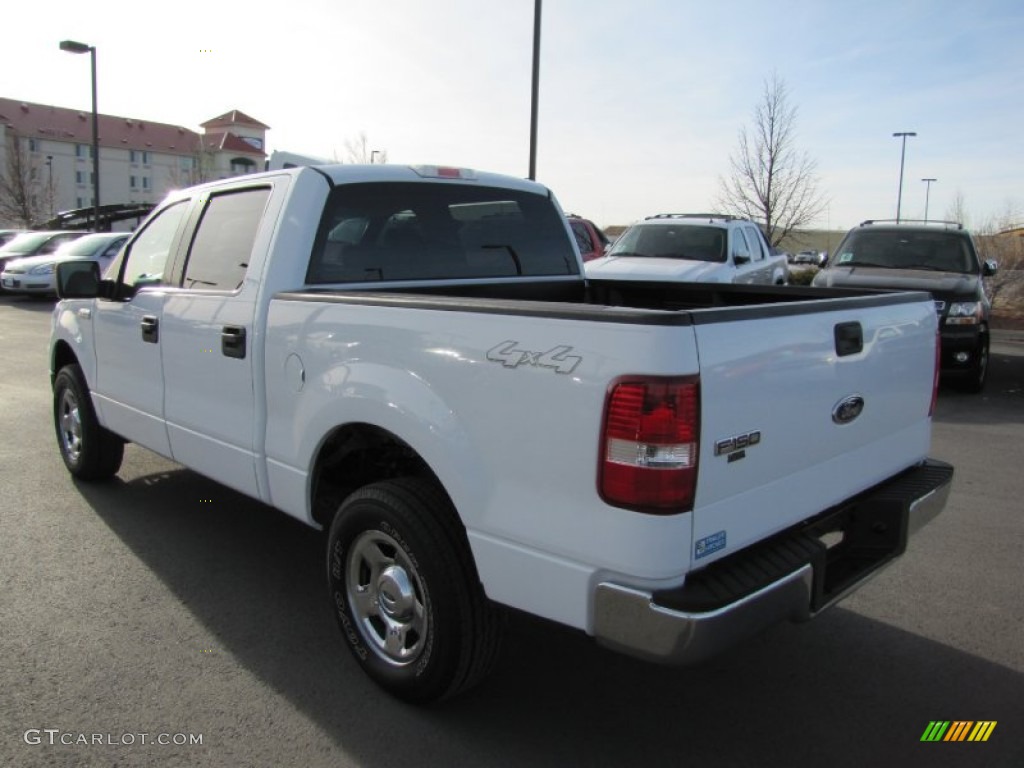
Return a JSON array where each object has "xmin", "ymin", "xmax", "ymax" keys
[{"xmin": 592, "ymin": 459, "xmax": 953, "ymax": 664}]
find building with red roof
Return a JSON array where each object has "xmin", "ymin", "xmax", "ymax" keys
[{"xmin": 0, "ymin": 97, "xmax": 268, "ymax": 226}]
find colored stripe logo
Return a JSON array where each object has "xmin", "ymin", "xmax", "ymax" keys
[{"xmin": 921, "ymin": 721, "xmax": 997, "ymax": 742}]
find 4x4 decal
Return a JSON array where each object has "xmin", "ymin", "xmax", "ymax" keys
[{"xmin": 486, "ymin": 341, "xmax": 582, "ymax": 375}]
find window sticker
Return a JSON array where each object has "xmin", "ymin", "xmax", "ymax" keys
[{"xmin": 838, "ymin": 252, "xmax": 854, "ymax": 263}]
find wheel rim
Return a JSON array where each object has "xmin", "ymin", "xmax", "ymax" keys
[
  {"xmin": 346, "ymin": 529, "xmax": 427, "ymax": 667},
  {"xmin": 58, "ymin": 388, "xmax": 83, "ymax": 464}
]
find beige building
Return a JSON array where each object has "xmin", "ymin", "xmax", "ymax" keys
[{"xmin": 0, "ymin": 98, "xmax": 268, "ymax": 226}]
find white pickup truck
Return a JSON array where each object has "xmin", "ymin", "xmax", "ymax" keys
[
  {"xmin": 585, "ymin": 213, "xmax": 790, "ymax": 285},
  {"xmin": 50, "ymin": 165, "xmax": 952, "ymax": 703}
]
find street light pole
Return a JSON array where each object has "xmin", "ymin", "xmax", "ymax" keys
[
  {"xmin": 892, "ymin": 131, "xmax": 916, "ymax": 224},
  {"xmin": 921, "ymin": 178, "xmax": 937, "ymax": 222},
  {"xmin": 60, "ymin": 40, "xmax": 100, "ymax": 231},
  {"xmin": 45, "ymin": 155, "xmax": 54, "ymax": 217},
  {"xmin": 528, "ymin": 0, "xmax": 541, "ymax": 180}
]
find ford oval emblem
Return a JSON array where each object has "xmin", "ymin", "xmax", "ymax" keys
[{"xmin": 832, "ymin": 395, "xmax": 865, "ymax": 425}]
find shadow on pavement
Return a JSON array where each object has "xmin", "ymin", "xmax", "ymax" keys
[
  {"xmin": 75, "ymin": 468, "xmax": 1024, "ymax": 768},
  {"xmin": 934, "ymin": 349, "xmax": 1024, "ymax": 426}
]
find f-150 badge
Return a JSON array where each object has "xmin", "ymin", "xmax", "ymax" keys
[{"xmin": 486, "ymin": 341, "xmax": 582, "ymax": 374}]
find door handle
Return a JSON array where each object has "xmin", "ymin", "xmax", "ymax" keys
[
  {"xmin": 140, "ymin": 315, "xmax": 159, "ymax": 344},
  {"xmin": 221, "ymin": 326, "xmax": 247, "ymax": 359}
]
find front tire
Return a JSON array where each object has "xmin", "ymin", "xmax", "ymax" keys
[
  {"xmin": 53, "ymin": 364, "xmax": 124, "ymax": 480},
  {"xmin": 327, "ymin": 478, "xmax": 502, "ymax": 703},
  {"xmin": 957, "ymin": 332, "xmax": 989, "ymax": 394}
]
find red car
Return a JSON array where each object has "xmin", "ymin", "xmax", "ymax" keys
[{"xmin": 567, "ymin": 214, "xmax": 610, "ymax": 262}]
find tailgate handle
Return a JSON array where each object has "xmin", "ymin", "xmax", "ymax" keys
[{"xmin": 834, "ymin": 322, "xmax": 863, "ymax": 357}]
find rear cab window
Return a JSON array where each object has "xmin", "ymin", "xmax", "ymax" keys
[{"xmin": 307, "ymin": 182, "xmax": 578, "ymax": 284}]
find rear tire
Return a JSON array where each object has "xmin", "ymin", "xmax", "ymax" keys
[
  {"xmin": 53, "ymin": 364, "xmax": 124, "ymax": 480},
  {"xmin": 327, "ymin": 477, "xmax": 502, "ymax": 703}
]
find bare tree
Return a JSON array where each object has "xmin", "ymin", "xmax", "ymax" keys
[
  {"xmin": 945, "ymin": 189, "xmax": 969, "ymax": 227},
  {"xmin": 339, "ymin": 132, "xmax": 387, "ymax": 164},
  {"xmin": 976, "ymin": 201, "xmax": 1023, "ymax": 309},
  {"xmin": 716, "ymin": 74, "xmax": 827, "ymax": 247},
  {"xmin": 0, "ymin": 131, "xmax": 48, "ymax": 226}
]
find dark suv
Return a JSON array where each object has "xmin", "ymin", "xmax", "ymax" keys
[{"xmin": 813, "ymin": 220, "xmax": 997, "ymax": 392}]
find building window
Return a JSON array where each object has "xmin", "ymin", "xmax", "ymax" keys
[
  {"xmin": 76, "ymin": 197, "xmax": 83, "ymax": 208},
  {"xmin": 29, "ymin": 138, "xmax": 39, "ymax": 152},
  {"xmin": 230, "ymin": 157, "xmax": 257, "ymax": 176},
  {"xmin": 142, "ymin": 177, "xmax": 150, "ymax": 190},
  {"xmin": 76, "ymin": 171, "xmax": 85, "ymax": 185},
  {"xmin": 130, "ymin": 150, "xmax": 138, "ymax": 164},
  {"xmin": 142, "ymin": 151, "xmax": 150, "ymax": 165},
  {"xmin": 130, "ymin": 175, "xmax": 137, "ymax": 189},
  {"xmin": 76, "ymin": 144, "xmax": 85, "ymax": 158}
]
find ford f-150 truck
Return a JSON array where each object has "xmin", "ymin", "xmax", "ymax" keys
[{"xmin": 50, "ymin": 165, "xmax": 952, "ymax": 703}]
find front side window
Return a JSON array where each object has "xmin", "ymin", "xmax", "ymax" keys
[
  {"xmin": 121, "ymin": 201, "xmax": 189, "ymax": 290},
  {"xmin": 732, "ymin": 228, "xmax": 751, "ymax": 260},
  {"xmin": 182, "ymin": 188, "xmax": 270, "ymax": 291},
  {"xmin": 307, "ymin": 182, "xmax": 577, "ymax": 283},
  {"xmin": 744, "ymin": 226, "xmax": 766, "ymax": 260}
]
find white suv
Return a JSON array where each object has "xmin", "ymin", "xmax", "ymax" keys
[{"xmin": 585, "ymin": 213, "xmax": 789, "ymax": 285}]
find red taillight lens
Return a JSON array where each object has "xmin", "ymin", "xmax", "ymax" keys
[
  {"xmin": 600, "ymin": 377, "xmax": 700, "ymax": 513},
  {"xmin": 929, "ymin": 328, "xmax": 941, "ymax": 416}
]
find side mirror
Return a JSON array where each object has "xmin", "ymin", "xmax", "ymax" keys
[
  {"xmin": 983, "ymin": 260, "xmax": 998, "ymax": 277},
  {"xmin": 733, "ymin": 253, "xmax": 751, "ymax": 266},
  {"xmin": 56, "ymin": 260, "xmax": 101, "ymax": 299}
]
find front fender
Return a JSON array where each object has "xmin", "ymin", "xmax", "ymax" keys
[{"xmin": 50, "ymin": 300, "xmax": 97, "ymax": 387}]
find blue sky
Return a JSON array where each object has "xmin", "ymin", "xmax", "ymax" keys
[{"xmin": 3, "ymin": 0, "xmax": 1022, "ymax": 229}]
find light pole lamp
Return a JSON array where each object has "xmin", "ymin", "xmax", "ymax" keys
[
  {"xmin": 60, "ymin": 39, "xmax": 100, "ymax": 231},
  {"xmin": 921, "ymin": 177, "xmax": 937, "ymax": 222},
  {"xmin": 892, "ymin": 131, "xmax": 916, "ymax": 224}
]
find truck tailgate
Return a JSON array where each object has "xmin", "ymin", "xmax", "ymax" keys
[{"xmin": 689, "ymin": 293, "xmax": 937, "ymax": 566}]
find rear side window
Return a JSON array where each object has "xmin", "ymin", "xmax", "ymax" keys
[
  {"xmin": 571, "ymin": 220, "xmax": 594, "ymax": 253},
  {"xmin": 183, "ymin": 187, "xmax": 270, "ymax": 291},
  {"xmin": 307, "ymin": 182, "xmax": 578, "ymax": 284}
]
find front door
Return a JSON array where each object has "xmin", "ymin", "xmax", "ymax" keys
[{"xmin": 92, "ymin": 200, "xmax": 191, "ymax": 457}]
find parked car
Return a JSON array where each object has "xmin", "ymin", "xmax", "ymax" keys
[
  {"xmin": 566, "ymin": 214, "xmax": 610, "ymax": 261},
  {"xmin": 812, "ymin": 219, "xmax": 995, "ymax": 392},
  {"xmin": 1, "ymin": 232, "xmax": 129, "ymax": 296},
  {"xmin": 0, "ymin": 229, "xmax": 28, "ymax": 248},
  {"xmin": 0, "ymin": 231, "xmax": 86, "ymax": 283},
  {"xmin": 585, "ymin": 213, "xmax": 789, "ymax": 285},
  {"xmin": 792, "ymin": 250, "xmax": 825, "ymax": 267}
]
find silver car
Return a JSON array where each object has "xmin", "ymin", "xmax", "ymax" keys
[{"xmin": 1, "ymin": 232, "xmax": 128, "ymax": 296}]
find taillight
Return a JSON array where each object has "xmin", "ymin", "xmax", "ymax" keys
[
  {"xmin": 599, "ymin": 377, "xmax": 700, "ymax": 513},
  {"xmin": 929, "ymin": 328, "xmax": 941, "ymax": 417}
]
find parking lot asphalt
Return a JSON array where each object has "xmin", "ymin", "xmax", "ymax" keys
[{"xmin": 2, "ymin": 295, "xmax": 1023, "ymax": 767}]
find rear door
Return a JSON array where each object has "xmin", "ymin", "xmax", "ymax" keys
[
  {"xmin": 689, "ymin": 295, "xmax": 937, "ymax": 565},
  {"xmin": 160, "ymin": 183, "xmax": 276, "ymax": 497}
]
